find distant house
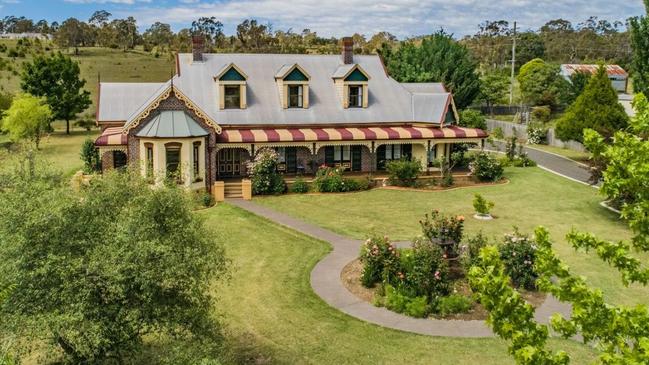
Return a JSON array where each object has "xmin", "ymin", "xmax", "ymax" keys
[
  {"xmin": 0, "ymin": 33, "xmax": 52, "ymax": 41},
  {"xmin": 560, "ymin": 64, "xmax": 628, "ymax": 93},
  {"xmin": 94, "ymin": 36, "xmax": 487, "ymax": 192}
]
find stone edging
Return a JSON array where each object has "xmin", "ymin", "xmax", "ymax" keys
[{"xmin": 227, "ymin": 198, "xmax": 571, "ymax": 338}]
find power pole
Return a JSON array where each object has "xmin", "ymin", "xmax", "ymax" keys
[{"xmin": 509, "ymin": 21, "xmax": 517, "ymax": 105}]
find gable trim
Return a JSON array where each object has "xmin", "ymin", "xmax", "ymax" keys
[
  {"xmin": 275, "ymin": 63, "xmax": 311, "ymax": 80},
  {"xmin": 214, "ymin": 63, "xmax": 249, "ymax": 81}
]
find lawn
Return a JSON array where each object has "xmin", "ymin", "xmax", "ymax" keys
[
  {"xmin": 254, "ymin": 167, "xmax": 647, "ymax": 307},
  {"xmin": 200, "ymin": 203, "xmax": 596, "ymax": 365}
]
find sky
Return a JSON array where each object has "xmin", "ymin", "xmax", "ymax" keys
[{"xmin": 0, "ymin": 0, "xmax": 646, "ymax": 38}]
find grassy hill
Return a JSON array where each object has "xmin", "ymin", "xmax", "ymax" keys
[{"xmin": 0, "ymin": 40, "xmax": 174, "ymax": 115}]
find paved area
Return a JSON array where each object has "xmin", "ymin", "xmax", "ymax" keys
[
  {"xmin": 486, "ymin": 141, "xmax": 593, "ymax": 185},
  {"xmin": 228, "ymin": 198, "xmax": 571, "ymax": 338}
]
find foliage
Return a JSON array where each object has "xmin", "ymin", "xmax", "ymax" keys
[
  {"xmin": 460, "ymin": 231, "xmax": 490, "ymax": 273},
  {"xmin": 21, "ymin": 52, "xmax": 91, "ymax": 134},
  {"xmin": 312, "ymin": 166, "xmax": 368, "ymax": 193},
  {"xmin": 383, "ymin": 285, "xmax": 429, "ymax": 318},
  {"xmin": 386, "ymin": 158, "xmax": 421, "ymax": 187},
  {"xmin": 247, "ymin": 148, "xmax": 286, "ymax": 195},
  {"xmin": 505, "ymin": 136, "xmax": 517, "ymax": 160},
  {"xmin": 511, "ymin": 147, "xmax": 537, "ymax": 167},
  {"xmin": 473, "ymin": 193, "xmax": 494, "ymax": 215},
  {"xmin": 74, "ymin": 115, "xmax": 95, "ymax": 131},
  {"xmin": 290, "ymin": 176, "xmax": 309, "ymax": 193},
  {"xmin": 79, "ymin": 138, "xmax": 100, "ymax": 173},
  {"xmin": 0, "ymin": 167, "xmax": 229, "ymax": 363},
  {"xmin": 383, "ymin": 31, "xmax": 480, "ymax": 109},
  {"xmin": 434, "ymin": 294, "xmax": 473, "ymax": 316},
  {"xmin": 469, "ymin": 152, "xmax": 504, "ymax": 182},
  {"xmin": 468, "ymin": 245, "xmax": 569, "ymax": 365},
  {"xmin": 0, "ymin": 92, "xmax": 12, "ymax": 118},
  {"xmin": 359, "ymin": 235, "xmax": 400, "ymax": 287},
  {"xmin": 530, "ymin": 105, "xmax": 551, "ymax": 123},
  {"xmin": 492, "ymin": 127, "xmax": 504, "ymax": 140},
  {"xmin": 419, "ymin": 210, "xmax": 464, "ymax": 258},
  {"xmin": 397, "ymin": 238, "xmax": 450, "ymax": 299},
  {"xmin": 630, "ymin": 3, "xmax": 649, "ymax": 95},
  {"xmin": 526, "ymin": 122, "xmax": 547, "ymax": 145},
  {"xmin": 517, "ymin": 58, "xmax": 570, "ymax": 107},
  {"xmin": 478, "ymin": 71, "xmax": 509, "ymax": 113},
  {"xmin": 459, "ymin": 109, "xmax": 487, "ymax": 130},
  {"xmin": 567, "ymin": 71, "xmax": 591, "ymax": 101},
  {"xmin": 0, "ymin": 94, "xmax": 52, "ymax": 149},
  {"xmin": 556, "ymin": 64, "xmax": 629, "ymax": 142},
  {"xmin": 499, "ymin": 229, "xmax": 538, "ymax": 290}
]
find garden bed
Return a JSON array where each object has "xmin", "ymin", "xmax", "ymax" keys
[{"xmin": 341, "ymin": 258, "xmax": 546, "ymax": 321}]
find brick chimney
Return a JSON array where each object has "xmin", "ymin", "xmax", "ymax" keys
[
  {"xmin": 342, "ymin": 37, "xmax": 353, "ymax": 64},
  {"xmin": 192, "ymin": 35, "xmax": 204, "ymax": 62}
]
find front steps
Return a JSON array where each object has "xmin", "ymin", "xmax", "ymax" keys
[{"xmin": 224, "ymin": 182, "xmax": 243, "ymax": 199}]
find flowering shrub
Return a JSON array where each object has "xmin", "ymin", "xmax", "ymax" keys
[
  {"xmin": 469, "ymin": 152, "xmax": 504, "ymax": 182},
  {"xmin": 397, "ymin": 238, "xmax": 450, "ymax": 299},
  {"xmin": 359, "ymin": 235, "xmax": 400, "ymax": 287},
  {"xmin": 386, "ymin": 158, "xmax": 422, "ymax": 187},
  {"xmin": 290, "ymin": 176, "xmax": 309, "ymax": 193},
  {"xmin": 247, "ymin": 148, "xmax": 285, "ymax": 195},
  {"xmin": 526, "ymin": 122, "xmax": 547, "ymax": 145},
  {"xmin": 499, "ymin": 229, "xmax": 538, "ymax": 290},
  {"xmin": 419, "ymin": 210, "xmax": 465, "ymax": 258}
]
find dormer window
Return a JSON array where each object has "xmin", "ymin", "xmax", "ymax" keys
[
  {"xmin": 332, "ymin": 64, "xmax": 370, "ymax": 109},
  {"xmin": 275, "ymin": 64, "xmax": 310, "ymax": 109},
  {"xmin": 215, "ymin": 63, "xmax": 248, "ymax": 110}
]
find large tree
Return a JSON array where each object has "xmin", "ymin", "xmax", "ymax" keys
[
  {"xmin": 477, "ymin": 71, "xmax": 509, "ymax": 114},
  {"xmin": 630, "ymin": 1, "xmax": 649, "ymax": 95},
  {"xmin": 0, "ymin": 168, "xmax": 228, "ymax": 363},
  {"xmin": 383, "ymin": 31, "xmax": 481, "ymax": 109},
  {"xmin": 21, "ymin": 52, "xmax": 91, "ymax": 134},
  {"xmin": 517, "ymin": 58, "xmax": 569, "ymax": 107},
  {"xmin": 0, "ymin": 94, "xmax": 52, "ymax": 149},
  {"xmin": 555, "ymin": 64, "xmax": 628, "ymax": 142}
]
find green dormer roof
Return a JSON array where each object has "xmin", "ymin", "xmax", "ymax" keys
[
  {"xmin": 136, "ymin": 110, "xmax": 208, "ymax": 138},
  {"xmin": 219, "ymin": 67, "xmax": 246, "ymax": 81},
  {"xmin": 284, "ymin": 68, "xmax": 309, "ymax": 81},
  {"xmin": 345, "ymin": 68, "xmax": 368, "ymax": 82}
]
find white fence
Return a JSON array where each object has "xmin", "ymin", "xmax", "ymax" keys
[{"xmin": 486, "ymin": 119, "xmax": 586, "ymax": 152}]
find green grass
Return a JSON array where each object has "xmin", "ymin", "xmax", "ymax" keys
[
  {"xmin": 527, "ymin": 144, "xmax": 591, "ymax": 163},
  {"xmin": 254, "ymin": 167, "xmax": 648, "ymax": 307},
  {"xmin": 200, "ymin": 203, "xmax": 596, "ymax": 364}
]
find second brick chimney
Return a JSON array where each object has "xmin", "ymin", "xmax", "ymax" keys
[
  {"xmin": 342, "ymin": 37, "xmax": 353, "ymax": 64},
  {"xmin": 192, "ymin": 35, "xmax": 204, "ymax": 63}
]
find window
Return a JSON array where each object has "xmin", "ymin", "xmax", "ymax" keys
[
  {"xmin": 165, "ymin": 144, "xmax": 181, "ymax": 179},
  {"xmin": 193, "ymin": 142, "xmax": 201, "ymax": 180},
  {"xmin": 377, "ymin": 144, "xmax": 412, "ymax": 170},
  {"xmin": 145, "ymin": 143, "xmax": 154, "ymax": 179},
  {"xmin": 348, "ymin": 85, "xmax": 362, "ymax": 108},
  {"xmin": 288, "ymin": 85, "xmax": 303, "ymax": 108},
  {"xmin": 224, "ymin": 85, "xmax": 241, "ymax": 109},
  {"xmin": 113, "ymin": 151, "xmax": 127, "ymax": 170},
  {"xmin": 324, "ymin": 146, "xmax": 362, "ymax": 171}
]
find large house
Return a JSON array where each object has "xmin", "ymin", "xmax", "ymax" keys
[{"xmin": 95, "ymin": 37, "xmax": 487, "ymax": 192}]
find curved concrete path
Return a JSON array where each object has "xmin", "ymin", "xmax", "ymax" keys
[{"xmin": 228, "ymin": 198, "xmax": 571, "ymax": 338}]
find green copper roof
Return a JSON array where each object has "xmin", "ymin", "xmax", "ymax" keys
[
  {"xmin": 136, "ymin": 110, "xmax": 208, "ymax": 138},
  {"xmin": 345, "ymin": 69, "xmax": 368, "ymax": 82},
  {"xmin": 219, "ymin": 67, "xmax": 246, "ymax": 81},
  {"xmin": 284, "ymin": 68, "xmax": 308, "ymax": 81}
]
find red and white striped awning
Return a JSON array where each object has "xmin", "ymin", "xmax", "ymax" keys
[
  {"xmin": 95, "ymin": 127, "xmax": 127, "ymax": 146},
  {"xmin": 217, "ymin": 125, "xmax": 487, "ymax": 143}
]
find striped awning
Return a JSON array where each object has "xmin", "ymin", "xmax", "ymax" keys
[
  {"xmin": 95, "ymin": 127, "xmax": 127, "ymax": 146},
  {"xmin": 217, "ymin": 125, "xmax": 487, "ymax": 143}
]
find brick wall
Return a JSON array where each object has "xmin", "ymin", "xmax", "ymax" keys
[{"xmin": 101, "ymin": 150, "xmax": 114, "ymax": 172}]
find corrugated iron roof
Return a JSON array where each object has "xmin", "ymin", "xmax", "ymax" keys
[{"xmin": 560, "ymin": 64, "xmax": 628, "ymax": 77}]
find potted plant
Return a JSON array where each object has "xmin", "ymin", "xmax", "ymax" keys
[{"xmin": 473, "ymin": 193, "xmax": 494, "ymax": 220}]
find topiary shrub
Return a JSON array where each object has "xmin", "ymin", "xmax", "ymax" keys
[
  {"xmin": 247, "ymin": 148, "xmax": 286, "ymax": 195},
  {"xmin": 290, "ymin": 177, "xmax": 309, "ymax": 193},
  {"xmin": 499, "ymin": 228, "xmax": 538, "ymax": 290},
  {"xmin": 469, "ymin": 152, "xmax": 504, "ymax": 182},
  {"xmin": 386, "ymin": 158, "xmax": 422, "ymax": 186},
  {"xmin": 359, "ymin": 235, "xmax": 400, "ymax": 287},
  {"xmin": 473, "ymin": 193, "xmax": 494, "ymax": 215}
]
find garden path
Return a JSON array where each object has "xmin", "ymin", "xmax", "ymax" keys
[{"xmin": 228, "ymin": 198, "xmax": 571, "ymax": 338}]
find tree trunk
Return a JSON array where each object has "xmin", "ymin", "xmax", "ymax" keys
[{"xmin": 66, "ymin": 119, "xmax": 70, "ymax": 134}]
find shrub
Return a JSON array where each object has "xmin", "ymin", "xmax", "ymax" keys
[
  {"xmin": 290, "ymin": 177, "xmax": 309, "ymax": 193},
  {"xmin": 499, "ymin": 229, "xmax": 538, "ymax": 290},
  {"xmin": 531, "ymin": 105, "xmax": 551, "ymax": 123},
  {"xmin": 459, "ymin": 109, "xmax": 487, "ymax": 130},
  {"xmin": 492, "ymin": 127, "xmax": 504, "ymax": 140},
  {"xmin": 505, "ymin": 136, "xmax": 517, "ymax": 160},
  {"xmin": 460, "ymin": 231, "xmax": 490, "ymax": 273},
  {"xmin": 384, "ymin": 285, "xmax": 429, "ymax": 318},
  {"xmin": 386, "ymin": 158, "xmax": 421, "ymax": 186},
  {"xmin": 312, "ymin": 166, "xmax": 344, "ymax": 192},
  {"xmin": 469, "ymin": 152, "xmax": 504, "ymax": 182},
  {"xmin": 80, "ymin": 138, "xmax": 100, "ymax": 173},
  {"xmin": 419, "ymin": 210, "xmax": 465, "ymax": 258},
  {"xmin": 200, "ymin": 192, "xmax": 214, "ymax": 208},
  {"xmin": 359, "ymin": 235, "xmax": 400, "ymax": 287},
  {"xmin": 473, "ymin": 193, "xmax": 494, "ymax": 215},
  {"xmin": 398, "ymin": 238, "xmax": 451, "ymax": 299},
  {"xmin": 434, "ymin": 294, "xmax": 473, "ymax": 316},
  {"xmin": 526, "ymin": 122, "xmax": 547, "ymax": 145},
  {"xmin": 247, "ymin": 148, "xmax": 285, "ymax": 195}
]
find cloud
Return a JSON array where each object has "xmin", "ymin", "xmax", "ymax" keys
[
  {"xmin": 64, "ymin": 0, "xmax": 150, "ymax": 4},
  {"xmin": 125, "ymin": 0, "xmax": 644, "ymax": 38}
]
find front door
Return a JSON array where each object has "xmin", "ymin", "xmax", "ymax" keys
[{"xmin": 218, "ymin": 149, "xmax": 243, "ymax": 177}]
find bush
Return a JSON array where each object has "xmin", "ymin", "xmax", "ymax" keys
[
  {"xmin": 499, "ymin": 229, "xmax": 538, "ymax": 290},
  {"xmin": 505, "ymin": 136, "xmax": 517, "ymax": 160},
  {"xmin": 526, "ymin": 122, "xmax": 547, "ymax": 145},
  {"xmin": 531, "ymin": 106, "xmax": 551, "ymax": 123},
  {"xmin": 290, "ymin": 177, "xmax": 309, "ymax": 193},
  {"xmin": 419, "ymin": 210, "xmax": 465, "ymax": 258},
  {"xmin": 397, "ymin": 238, "xmax": 451, "ymax": 299},
  {"xmin": 492, "ymin": 127, "xmax": 504, "ymax": 140},
  {"xmin": 386, "ymin": 158, "xmax": 421, "ymax": 186},
  {"xmin": 313, "ymin": 167, "xmax": 369, "ymax": 193},
  {"xmin": 359, "ymin": 235, "xmax": 400, "ymax": 287},
  {"xmin": 459, "ymin": 109, "xmax": 487, "ymax": 130},
  {"xmin": 200, "ymin": 192, "xmax": 214, "ymax": 208},
  {"xmin": 460, "ymin": 231, "xmax": 490, "ymax": 273},
  {"xmin": 473, "ymin": 193, "xmax": 494, "ymax": 215},
  {"xmin": 80, "ymin": 138, "xmax": 100, "ymax": 173},
  {"xmin": 247, "ymin": 148, "xmax": 285, "ymax": 195},
  {"xmin": 384, "ymin": 285, "xmax": 430, "ymax": 318},
  {"xmin": 434, "ymin": 294, "xmax": 473, "ymax": 316},
  {"xmin": 469, "ymin": 152, "xmax": 504, "ymax": 182}
]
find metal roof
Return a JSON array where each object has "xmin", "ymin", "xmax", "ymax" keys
[
  {"xmin": 400, "ymin": 83, "xmax": 447, "ymax": 94},
  {"xmin": 97, "ymin": 83, "xmax": 166, "ymax": 122},
  {"xmin": 135, "ymin": 110, "xmax": 208, "ymax": 138},
  {"xmin": 560, "ymin": 64, "xmax": 628, "ymax": 77},
  {"xmin": 100, "ymin": 53, "xmax": 455, "ymax": 127}
]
